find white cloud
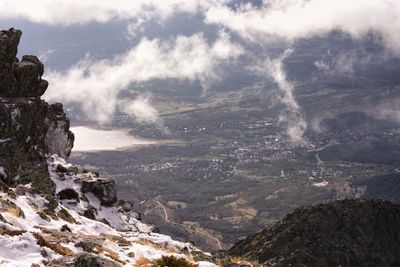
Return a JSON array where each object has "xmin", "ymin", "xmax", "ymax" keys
[
  {"xmin": 6, "ymin": 0, "xmax": 400, "ymax": 138},
  {"xmin": 121, "ymin": 96, "xmax": 159, "ymax": 124},
  {"xmin": 44, "ymin": 32, "xmax": 243, "ymax": 123},
  {"xmin": 0, "ymin": 0, "xmax": 229, "ymax": 26},
  {"xmin": 251, "ymin": 50, "xmax": 307, "ymax": 142},
  {"xmin": 205, "ymin": 0, "xmax": 400, "ymax": 54},
  {"xmin": 314, "ymin": 60, "xmax": 330, "ymax": 72},
  {"xmin": 3, "ymin": 0, "xmax": 399, "ymax": 56},
  {"xmin": 37, "ymin": 49, "xmax": 54, "ymax": 63},
  {"xmin": 126, "ymin": 18, "xmax": 145, "ymax": 39}
]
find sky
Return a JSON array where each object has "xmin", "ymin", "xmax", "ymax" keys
[{"xmin": 1, "ymin": 0, "xmax": 400, "ymax": 140}]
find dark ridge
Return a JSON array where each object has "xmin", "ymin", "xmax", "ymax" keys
[{"xmin": 229, "ymin": 199, "xmax": 400, "ymax": 267}]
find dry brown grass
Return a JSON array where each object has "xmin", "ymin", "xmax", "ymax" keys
[
  {"xmin": 33, "ymin": 233, "xmax": 75, "ymax": 256},
  {"xmin": 0, "ymin": 199, "xmax": 24, "ymax": 218},
  {"xmin": 102, "ymin": 233, "xmax": 131, "ymax": 246},
  {"xmin": 229, "ymin": 257, "xmax": 259, "ymax": 267},
  {"xmin": 36, "ymin": 226, "xmax": 70, "ymax": 238},
  {"xmin": 56, "ymin": 208, "xmax": 78, "ymax": 224},
  {"xmin": 6, "ymin": 206, "xmax": 24, "ymax": 217},
  {"xmin": 0, "ymin": 226, "xmax": 26, "ymax": 236},
  {"xmin": 135, "ymin": 238, "xmax": 178, "ymax": 254},
  {"xmin": 152, "ymin": 255, "xmax": 196, "ymax": 267},
  {"xmin": 230, "ymin": 257, "xmax": 243, "ymax": 264},
  {"xmin": 28, "ymin": 201, "xmax": 39, "ymax": 211},
  {"xmin": 136, "ymin": 255, "xmax": 152, "ymax": 267},
  {"xmin": 100, "ymin": 246, "xmax": 127, "ymax": 265},
  {"xmin": 215, "ymin": 256, "xmax": 259, "ymax": 267}
]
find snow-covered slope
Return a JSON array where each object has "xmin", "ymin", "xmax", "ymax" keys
[{"xmin": 0, "ymin": 155, "xmax": 215, "ymax": 266}]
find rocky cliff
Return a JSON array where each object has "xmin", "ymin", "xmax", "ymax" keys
[
  {"xmin": 0, "ymin": 28, "xmax": 215, "ymax": 267},
  {"xmin": 0, "ymin": 28, "xmax": 74, "ymax": 194},
  {"xmin": 228, "ymin": 199, "xmax": 400, "ymax": 266}
]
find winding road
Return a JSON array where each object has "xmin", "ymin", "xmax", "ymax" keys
[{"xmin": 152, "ymin": 200, "xmax": 223, "ymax": 250}]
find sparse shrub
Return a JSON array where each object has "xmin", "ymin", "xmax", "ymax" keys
[
  {"xmin": 152, "ymin": 255, "xmax": 196, "ymax": 267},
  {"xmin": 57, "ymin": 207, "xmax": 78, "ymax": 224},
  {"xmin": 0, "ymin": 199, "xmax": 24, "ymax": 217},
  {"xmin": 136, "ymin": 256, "xmax": 151, "ymax": 267},
  {"xmin": 34, "ymin": 233, "xmax": 75, "ymax": 256},
  {"xmin": 0, "ymin": 226, "xmax": 25, "ymax": 236}
]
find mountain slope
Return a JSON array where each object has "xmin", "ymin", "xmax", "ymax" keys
[
  {"xmin": 229, "ymin": 199, "xmax": 400, "ymax": 267},
  {"xmin": 0, "ymin": 155, "xmax": 214, "ymax": 266}
]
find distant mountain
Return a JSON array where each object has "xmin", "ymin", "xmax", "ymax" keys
[{"xmin": 354, "ymin": 173, "xmax": 400, "ymax": 204}]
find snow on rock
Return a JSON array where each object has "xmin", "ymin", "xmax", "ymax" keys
[
  {"xmin": 0, "ymin": 167, "xmax": 7, "ymax": 179},
  {"xmin": 0, "ymin": 233, "xmax": 44, "ymax": 267},
  {"xmin": 10, "ymin": 106, "xmax": 21, "ymax": 131},
  {"xmin": 0, "ymin": 155, "xmax": 217, "ymax": 266},
  {"xmin": 0, "ymin": 138, "xmax": 10, "ymax": 144}
]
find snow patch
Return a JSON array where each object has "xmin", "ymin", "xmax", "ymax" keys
[
  {"xmin": 0, "ymin": 167, "xmax": 7, "ymax": 178},
  {"xmin": 10, "ymin": 107, "xmax": 21, "ymax": 131},
  {"xmin": 0, "ymin": 138, "xmax": 10, "ymax": 144},
  {"xmin": 0, "ymin": 233, "xmax": 43, "ymax": 267}
]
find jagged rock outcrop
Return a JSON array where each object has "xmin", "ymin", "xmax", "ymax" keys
[
  {"xmin": 0, "ymin": 28, "xmax": 48, "ymax": 97},
  {"xmin": 81, "ymin": 178, "xmax": 118, "ymax": 206},
  {"xmin": 74, "ymin": 253, "xmax": 122, "ymax": 267},
  {"xmin": 229, "ymin": 199, "xmax": 400, "ymax": 267},
  {"xmin": 0, "ymin": 28, "xmax": 21, "ymax": 62},
  {"xmin": 0, "ymin": 28, "xmax": 74, "ymax": 193}
]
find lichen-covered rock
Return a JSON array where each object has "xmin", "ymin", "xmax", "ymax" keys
[
  {"xmin": 75, "ymin": 239, "xmax": 104, "ymax": 252},
  {"xmin": 0, "ymin": 28, "xmax": 74, "ymax": 193},
  {"xmin": 74, "ymin": 253, "xmax": 122, "ymax": 267},
  {"xmin": 58, "ymin": 188, "xmax": 80, "ymax": 201},
  {"xmin": 21, "ymin": 55, "xmax": 44, "ymax": 76},
  {"xmin": 0, "ymin": 28, "xmax": 21, "ymax": 62},
  {"xmin": 81, "ymin": 178, "xmax": 118, "ymax": 206},
  {"xmin": 0, "ymin": 98, "xmax": 74, "ymax": 193},
  {"xmin": 0, "ymin": 29, "xmax": 49, "ymax": 98},
  {"xmin": 0, "ymin": 61, "xmax": 17, "ymax": 96},
  {"xmin": 14, "ymin": 56, "xmax": 49, "ymax": 97}
]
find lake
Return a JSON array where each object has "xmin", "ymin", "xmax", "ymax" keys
[{"xmin": 70, "ymin": 126, "xmax": 157, "ymax": 151}]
